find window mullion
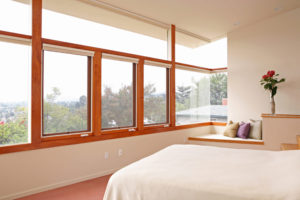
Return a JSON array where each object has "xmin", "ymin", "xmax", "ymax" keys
[
  {"xmin": 31, "ymin": 0, "xmax": 42, "ymax": 145},
  {"xmin": 137, "ymin": 59, "xmax": 144, "ymax": 131},
  {"xmin": 93, "ymin": 52, "xmax": 102, "ymax": 135}
]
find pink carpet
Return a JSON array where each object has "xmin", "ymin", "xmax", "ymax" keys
[{"xmin": 17, "ymin": 175, "xmax": 111, "ymax": 200}]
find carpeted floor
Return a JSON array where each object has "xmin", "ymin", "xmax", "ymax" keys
[{"xmin": 17, "ymin": 175, "xmax": 111, "ymax": 200}]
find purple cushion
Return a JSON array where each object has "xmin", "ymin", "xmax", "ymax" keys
[{"xmin": 236, "ymin": 122, "xmax": 251, "ymax": 139}]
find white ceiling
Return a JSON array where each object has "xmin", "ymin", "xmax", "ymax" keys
[{"xmin": 97, "ymin": 0, "xmax": 300, "ymax": 40}]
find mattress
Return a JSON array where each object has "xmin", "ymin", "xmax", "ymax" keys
[{"xmin": 103, "ymin": 144, "xmax": 300, "ymax": 200}]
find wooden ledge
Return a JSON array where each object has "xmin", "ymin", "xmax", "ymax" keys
[
  {"xmin": 189, "ymin": 135, "xmax": 264, "ymax": 145},
  {"xmin": 261, "ymin": 114, "xmax": 300, "ymax": 119}
]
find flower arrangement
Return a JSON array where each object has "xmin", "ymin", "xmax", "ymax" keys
[
  {"xmin": 260, "ymin": 70, "xmax": 285, "ymax": 114},
  {"xmin": 260, "ymin": 70, "xmax": 285, "ymax": 97}
]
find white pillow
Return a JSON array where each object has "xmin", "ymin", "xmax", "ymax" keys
[{"xmin": 248, "ymin": 119, "xmax": 262, "ymax": 140}]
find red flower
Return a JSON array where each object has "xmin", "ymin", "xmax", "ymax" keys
[
  {"xmin": 262, "ymin": 75, "xmax": 269, "ymax": 79},
  {"xmin": 0, "ymin": 121, "xmax": 4, "ymax": 125},
  {"xmin": 267, "ymin": 70, "xmax": 275, "ymax": 77}
]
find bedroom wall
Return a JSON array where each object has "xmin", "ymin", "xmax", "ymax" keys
[
  {"xmin": 227, "ymin": 7, "xmax": 300, "ymax": 122},
  {"xmin": 0, "ymin": 126, "xmax": 211, "ymax": 200}
]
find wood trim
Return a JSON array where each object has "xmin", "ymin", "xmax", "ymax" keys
[
  {"xmin": 189, "ymin": 137, "xmax": 265, "ymax": 145},
  {"xmin": 280, "ymin": 143, "xmax": 299, "ymax": 151},
  {"xmin": 175, "ymin": 62, "xmax": 212, "ymax": 72},
  {"xmin": 166, "ymin": 67, "xmax": 170, "ymax": 124},
  {"xmin": 31, "ymin": 0, "xmax": 42, "ymax": 145},
  {"xmin": 0, "ymin": 121, "xmax": 215, "ymax": 154},
  {"xmin": 0, "ymin": 30, "xmax": 32, "ymax": 40},
  {"xmin": 261, "ymin": 113, "xmax": 300, "ymax": 119},
  {"xmin": 92, "ymin": 52, "xmax": 102, "ymax": 136},
  {"xmin": 137, "ymin": 59, "xmax": 144, "ymax": 131},
  {"xmin": 211, "ymin": 122, "xmax": 227, "ymax": 126},
  {"xmin": 143, "ymin": 124, "xmax": 167, "ymax": 130},
  {"xmin": 175, "ymin": 122, "xmax": 212, "ymax": 130},
  {"xmin": 212, "ymin": 67, "xmax": 228, "ymax": 71},
  {"xmin": 87, "ymin": 56, "xmax": 92, "ymax": 132},
  {"xmin": 132, "ymin": 63, "xmax": 137, "ymax": 128},
  {"xmin": 170, "ymin": 24, "xmax": 176, "ymax": 127},
  {"xmin": 41, "ymin": 133, "xmax": 93, "ymax": 142}
]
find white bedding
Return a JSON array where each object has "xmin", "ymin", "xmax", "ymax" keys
[{"xmin": 103, "ymin": 145, "xmax": 300, "ymax": 200}]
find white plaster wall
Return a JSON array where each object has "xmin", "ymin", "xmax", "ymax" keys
[
  {"xmin": 0, "ymin": 126, "xmax": 211, "ymax": 200},
  {"xmin": 227, "ymin": 7, "xmax": 300, "ymax": 122}
]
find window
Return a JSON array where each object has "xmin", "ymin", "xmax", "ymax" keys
[
  {"xmin": 210, "ymin": 72, "xmax": 227, "ymax": 122},
  {"xmin": 0, "ymin": 40, "xmax": 31, "ymax": 146},
  {"xmin": 43, "ymin": 49, "xmax": 91, "ymax": 135},
  {"xmin": 176, "ymin": 68, "xmax": 210, "ymax": 125},
  {"xmin": 101, "ymin": 56, "xmax": 137, "ymax": 129},
  {"xmin": 176, "ymin": 31, "xmax": 227, "ymax": 69},
  {"xmin": 0, "ymin": 0, "xmax": 31, "ymax": 35},
  {"xmin": 144, "ymin": 62, "xmax": 169, "ymax": 125},
  {"xmin": 42, "ymin": 0, "xmax": 168, "ymax": 59}
]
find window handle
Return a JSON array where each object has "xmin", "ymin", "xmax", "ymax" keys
[{"xmin": 128, "ymin": 128, "xmax": 136, "ymax": 132}]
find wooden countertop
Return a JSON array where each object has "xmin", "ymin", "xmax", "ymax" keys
[{"xmin": 261, "ymin": 114, "xmax": 300, "ymax": 119}]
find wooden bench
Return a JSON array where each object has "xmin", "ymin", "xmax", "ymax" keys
[{"xmin": 189, "ymin": 134, "xmax": 264, "ymax": 145}]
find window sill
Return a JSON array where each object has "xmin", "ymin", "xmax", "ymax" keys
[{"xmin": 0, "ymin": 122, "xmax": 223, "ymax": 154}]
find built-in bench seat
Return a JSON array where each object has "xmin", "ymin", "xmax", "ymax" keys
[{"xmin": 189, "ymin": 134, "xmax": 264, "ymax": 145}]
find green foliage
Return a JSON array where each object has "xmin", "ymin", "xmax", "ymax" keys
[
  {"xmin": 144, "ymin": 84, "xmax": 166, "ymax": 124},
  {"xmin": 102, "ymin": 85, "xmax": 134, "ymax": 128},
  {"xmin": 210, "ymin": 73, "xmax": 227, "ymax": 105},
  {"xmin": 0, "ymin": 107, "xmax": 28, "ymax": 145},
  {"xmin": 43, "ymin": 87, "xmax": 88, "ymax": 134}
]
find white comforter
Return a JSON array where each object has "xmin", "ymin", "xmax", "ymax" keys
[{"xmin": 103, "ymin": 145, "xmax": 300, "ymax": 200}]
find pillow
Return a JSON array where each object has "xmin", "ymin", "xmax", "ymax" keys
[
  {"xmin": 248, "ymin": 119, "xmax": 262, "ymax": 140},
  {"xmin": 236, "ymin": 122, "xmax": 251, "ymax": 139},
  {"xmin": 223, "ymin": 121, "xmax": 239, "ymax": 138}
]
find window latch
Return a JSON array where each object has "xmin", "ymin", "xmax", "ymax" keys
[
  {"xmin": 164, "ymin": 124, "xmax": 169, "ymax": 127},
  {"xmin": 81, "ymin": 133, "xmax": 89, "ymax": 137},
  {"xmin": 128, "ymin": 128, "xmax": 136, "ymax": 132}
]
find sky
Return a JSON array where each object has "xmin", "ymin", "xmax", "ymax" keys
[{"xmin": 0, "ymin": 0, "xmax": 227, "ymax": 102}]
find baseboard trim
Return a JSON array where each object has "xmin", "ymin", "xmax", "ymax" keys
[{"xmin": 0, "ymin": 168, "xmax": 120, "ymax": 200}]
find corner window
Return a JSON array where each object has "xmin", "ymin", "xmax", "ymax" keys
[
  {"xmin": 175, "ymin": 67, "xmax": 210, "ymax": 125},
  {"xmin": 210, "ymin": 72, "xmax": 227, "ymax": 122}
]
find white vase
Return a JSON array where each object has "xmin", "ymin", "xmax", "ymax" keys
[{"xmin": 270, "ymin": 95, "xmax": 275, "ymax": 115}]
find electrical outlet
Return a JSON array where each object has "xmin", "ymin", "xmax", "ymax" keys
[
  {"xmin": 118, "ymin": 149, "xmax": 123, "ymax": 157},
  {"xmin": 104, "ymin": 152, "xmax": 109, "ymax": 160}
]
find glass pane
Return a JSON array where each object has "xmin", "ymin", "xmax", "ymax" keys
[
  {"xmin": 210, "ymin": 72, "xmax": 228, "ymax": 122},
  {"xmin": 0, "ymin": 41, "xmax": 30, "ymax": 146},
  {"xmin": 176, "ymin": 69, "xmax": 210, "ymax": 125},
  {"xmin": 0, "ymin": 0, "xmax": 31, "ymax": 35},
  {"xmin": 144, "ymin": 65, "xmax": 167, "ymax": 125},
  {"xmin": 176, "ymin": 31, "xmax": 227, "ymax": 69},
  {"xmin": 43, "ymin": 51, "xmax": 90, "ymax": 134},
  {"xmin": 101, "ymin": 59, "xmax": 134, "ymax": 129},
  {"xmin": 42, "ymin": 0, "xmax": 167, "ymax": 59}
]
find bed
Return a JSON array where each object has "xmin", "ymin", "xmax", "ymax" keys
[{"xmin": 103, "ymin": 144, "xmax": 300, "ymax": 200}]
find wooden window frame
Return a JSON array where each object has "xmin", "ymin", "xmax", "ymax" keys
[
  {"xmin": 0, "ymin": 0, "xmax": 228, "ymax": 154},
  {"xmin": 41, "ymin": 50, "xmax": 92, "ymax": 137}
]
